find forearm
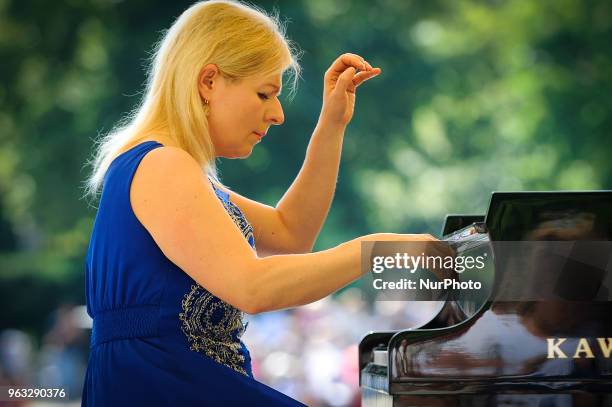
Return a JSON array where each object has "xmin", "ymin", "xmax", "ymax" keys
[
  {"xmin": 276, "ymin": 120, "xmax": 346, "ymax": 251},
  {"xmin": 247, "ymin": 237, "xmax": 361, "ymax": 313}
]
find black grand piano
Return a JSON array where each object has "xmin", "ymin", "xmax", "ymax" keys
[{"xmin": 359, "ymin": 191, "xmax": 612, "ymax": 406}]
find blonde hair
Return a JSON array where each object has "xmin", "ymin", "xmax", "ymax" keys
[{"xmin": 84, "ymin": 0, "xmax": 300, "ymax": 199}]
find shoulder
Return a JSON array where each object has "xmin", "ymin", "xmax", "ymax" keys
[
  {"xmin": 141, "ymin": 145, "xmax": 202, "ymax": 174},
  {"xmin": 133, "ymin": 146, "xmax": 213, "ymax": 203}
]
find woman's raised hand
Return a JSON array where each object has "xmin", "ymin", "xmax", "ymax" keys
[{"xmin": 319, "ymin": 53, "xmax": 381, "ymax": 128}]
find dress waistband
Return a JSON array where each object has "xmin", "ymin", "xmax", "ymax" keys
[{"xmin": 91, "ymin": 305, "xmax": 160, "ymax": 347}]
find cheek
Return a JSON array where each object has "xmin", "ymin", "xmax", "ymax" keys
[
  {"xmin": 225, "ymin": 89, "xmax": 260, "ymax": 116},
  {"xmin": 207, "ymin": 91, "xmax": 261, "ymax": 147},
  {"xmin": 211, "ymin": 97, "xmax": 255, "ymax": 128}
]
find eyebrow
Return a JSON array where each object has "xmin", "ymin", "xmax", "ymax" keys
[{"xmin": 264, "ymin": 83, "xmax": 282, "ymax": 93}]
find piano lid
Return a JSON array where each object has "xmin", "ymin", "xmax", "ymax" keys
[{"xmin": 485, "ymin": 191, "xmax": 612, "ymax": 241}]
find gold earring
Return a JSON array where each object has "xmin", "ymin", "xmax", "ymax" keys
[{"xmin": 203, "ymin": 98, "xmax": 209, "ymax": 105}]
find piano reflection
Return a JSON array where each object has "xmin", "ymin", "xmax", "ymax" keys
[{"xmin": 359, "ymin": 191, "xmax": 612, "ymax": 407}]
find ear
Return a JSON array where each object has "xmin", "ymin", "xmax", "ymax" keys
[{"xmin": 198, "ymin": 64, "xmax": 219, "ymax": 102}]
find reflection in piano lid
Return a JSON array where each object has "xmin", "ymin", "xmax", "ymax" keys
[{"xmin": 359, "ymin": 191, "xmax": 612, "ymax": 407}]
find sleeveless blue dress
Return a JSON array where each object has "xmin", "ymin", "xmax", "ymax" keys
[{"xmin": 82, "ymin": 141, "xmax": 304, "ymax": 406}]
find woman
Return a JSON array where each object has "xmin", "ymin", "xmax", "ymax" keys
[{"xmin": 82, "ymin": 1, "xmax": 439, "ymax": 405}]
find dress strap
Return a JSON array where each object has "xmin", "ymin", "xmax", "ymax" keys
[{"xmin": 208, "ymin": 177, "xmax": 230, "ymax": 202}]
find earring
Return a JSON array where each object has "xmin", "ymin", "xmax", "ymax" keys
[{"xmin": 203, "ymin": 98, "xmax": 209, "ymax": 105}]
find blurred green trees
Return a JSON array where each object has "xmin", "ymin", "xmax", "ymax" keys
[{"xmin": 0, "ymin": 0, "xmax": 610, "ymax": 335}]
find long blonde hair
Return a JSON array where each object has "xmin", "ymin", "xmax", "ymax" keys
[{"xmin": 85, "ymin": 0, "xmax": 300, "ymax": 199}]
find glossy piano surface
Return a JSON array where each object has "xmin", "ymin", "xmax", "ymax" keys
[{"xmin": 360, "ymin": 191, "xmax": 612, "ymax": 406}]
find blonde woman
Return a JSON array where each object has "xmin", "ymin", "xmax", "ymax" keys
[{"xmin": 82, "ymin": 0, "xmax": 438, "ymax": 405}]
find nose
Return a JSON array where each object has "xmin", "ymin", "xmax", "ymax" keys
[{"xmin": 265, "ymin": 97, "xmax": 284, "ymax": 126}]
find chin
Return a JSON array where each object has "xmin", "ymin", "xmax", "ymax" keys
[{"xmin": 224, "ymin": 147, "xmax": 254, "ymax": 159}]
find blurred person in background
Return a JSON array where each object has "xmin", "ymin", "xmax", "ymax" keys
[
  {"xmin": 82, "ymin": 0, "xmax": 442, "ymax": 405},
  {"xmin": 0, "ymin": 329, "xmax": 33, "ymax": 389},
  {"xmin": 37, "ymin": 305, "xmax": 89, "ymax": 401}
]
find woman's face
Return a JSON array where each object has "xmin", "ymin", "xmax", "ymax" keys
[{"xmin": 201, "ymin": 66, "xmax": 285, "ymax": 158}]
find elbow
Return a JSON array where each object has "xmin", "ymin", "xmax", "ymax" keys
[
  {"xmin": 238, "ymin": 291, "xmax": 264, "ymax": 315},
  {"xmin": 233, "ymin": 258, "xmax": 289, "ymax": 314},
  {"xmin": 291, "ymin": 234, "xmax": 316, "ymax": 254},
  {"xmin": 276, "ymin": 211, "xmax": 315, "ymax": 254},
  {"xmin": 238, "ymin": 302, "xmax": 262, "ymax": 315},
  {"xmin": 269, "ymin": 237, "xmax": 313, "ymax": 255},
  {"xmin": 239, "ymin": 296, "xmax": 273, "ymax": 315},
  {"xmin": 233, "ymin": 294, "xmax": 260, "ymax": 315},
  {"xmin": 286, "ymin": 236, "xmax": 315, "ymax": 254},
  {"xmin": 230, "ymin": 284, "xmax": 260, "ymax": 315},
  {"xmin": 294, "ymin": 244, "xmax": 314, "ymax": 254},
  {"xmin": 234, "ymin": 273, "xmax": 268, "ymax": 315}
]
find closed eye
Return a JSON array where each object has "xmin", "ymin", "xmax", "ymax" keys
[{"xmin": 257, "ymin": 92, "xmax": 270, "ymax": 100}]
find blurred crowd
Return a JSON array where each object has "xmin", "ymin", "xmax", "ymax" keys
[
  {"xmin": 0, "ymin": 305, "xmax": 89, "ymax": 406},
  {"xmin": 0, "ymin": 288, "xmax": 442, "ymax": 406}
]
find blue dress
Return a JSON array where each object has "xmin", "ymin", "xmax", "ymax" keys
[{"xmin": 82, "ymin": 141, "xmax": 304, "ymax": 406}]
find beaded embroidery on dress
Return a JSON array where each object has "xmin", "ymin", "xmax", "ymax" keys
[{"xmin": 179, "ymin": 182, "xmax": 255, "ymax": 375}]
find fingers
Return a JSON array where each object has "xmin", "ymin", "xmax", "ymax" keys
[
  {"xmin": 336, "ymin": 66, "xmax": 357, "ymax": 93},
  {"xmin": 327, "ymin": 53, "xmax": 379, "ymax": 77},
  {"xmin": 353, "ymin": 67, "xmax": 382, "ymax": 87},
  {"xmin": 327, "ymin": 53, "xmax": 365, "ymax": 74},
  {"xmin": 425, "ymin": 236, "xmax": 456, "ymax": 258}
]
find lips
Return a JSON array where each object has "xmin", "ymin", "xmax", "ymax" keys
[{"xmin": 253, "ymin": 131, "xmax": 266, "ymax": 138}]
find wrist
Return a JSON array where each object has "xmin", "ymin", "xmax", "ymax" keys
[{"xmin": 315, "ymin": 115, "xmax": 347, "ymax": 136}]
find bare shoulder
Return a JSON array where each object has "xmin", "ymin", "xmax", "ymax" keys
[
  {"xmin": 131, "ymin": 146, "xmax": 213, "ymax": 215},
  {"xmin": 139, "ymin": 145, "xmax": 202, "ymax": 177}
]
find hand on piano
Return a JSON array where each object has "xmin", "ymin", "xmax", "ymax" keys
[{"xmin": 358, "ymin": 233, "xmax": 457, "ymax": 282}]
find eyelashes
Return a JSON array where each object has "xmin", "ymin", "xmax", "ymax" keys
[{"xmin": 258, "ymin": 92, "xmax": 282, "ymax": 101}]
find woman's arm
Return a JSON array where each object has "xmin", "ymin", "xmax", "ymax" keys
[
  {"xmin": 131, "ymin": 146, "xmax": 431, "ymax": 314},
  {"xmin": 227, "ymin": 122, "xmax": 345, "ymax": 256},
  {"xmin": 273, "ymin": 120, "xmax": 345, "ymax": 252},
  {"xmin": 229, "ymin": 54, "xmax": 381, "ymax": 255}
]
